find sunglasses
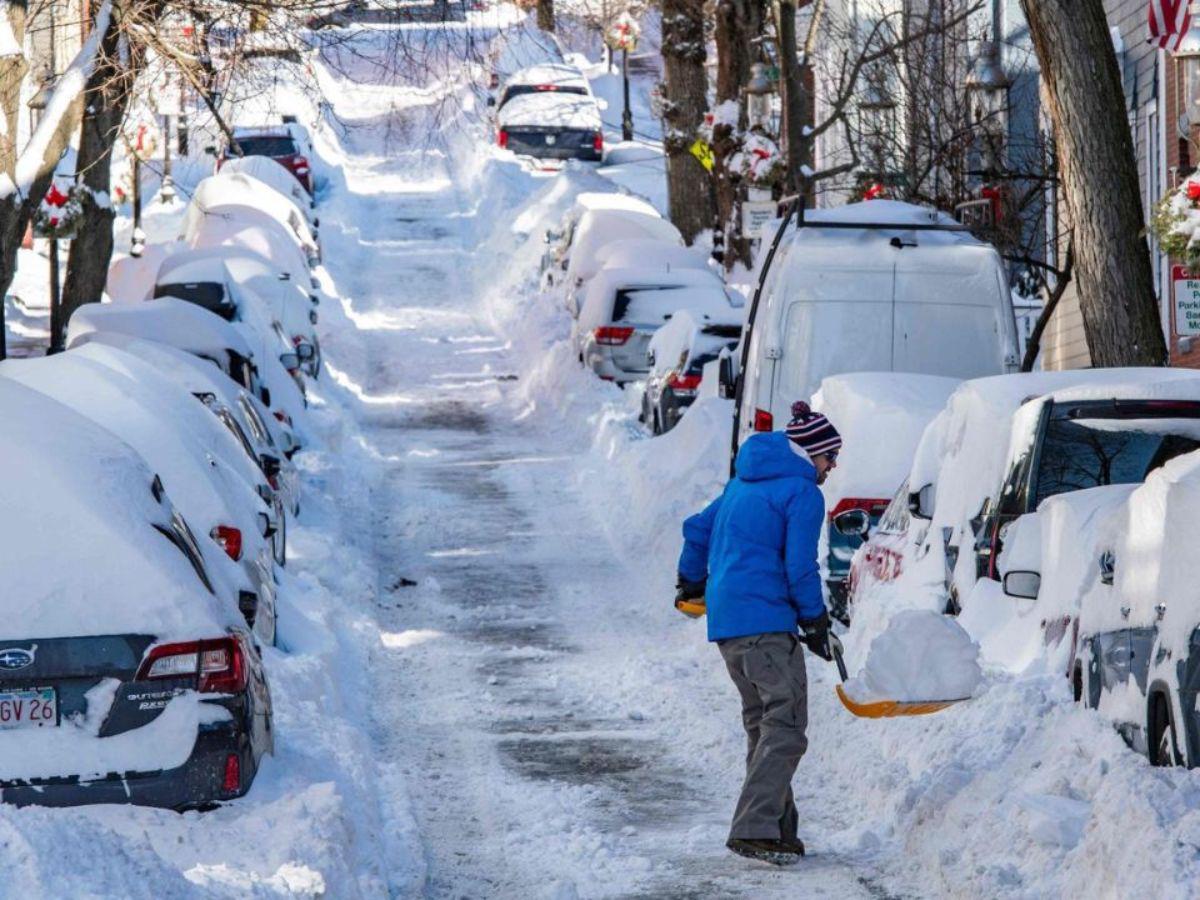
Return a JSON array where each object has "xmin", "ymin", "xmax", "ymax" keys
[{"xmin": 823, "ymin": 450, "xmax": 839, "ymax": 465}]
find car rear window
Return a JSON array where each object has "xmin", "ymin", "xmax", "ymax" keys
[
  {"xmin": 1033, "ymin": 402, "xmax": 1200, "ymax": 507},
  {"xmin": 232, "ymin": 135, "xmax": 298, "ymax": 157},
  {"xmin": 613, "ymin": 287, "xmax": 730, "ymax": 325},
  {"xmin": 500, "ymin": 84, "xmax": 588, "ymax": 107},
  {"xmin": 155, "ymin": 282, "xmax": 232, "ymax": 319}
]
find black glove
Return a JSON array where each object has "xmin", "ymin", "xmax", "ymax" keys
[
  {"xmin": 798, "ymin": 611, "xmax": 833, "ymax": 661},
  {"xmin": 676, "ymin": 576, "xmax": 706, "ymax": 603}
]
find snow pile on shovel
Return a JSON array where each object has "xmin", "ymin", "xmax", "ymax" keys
[{"xmin": 843, "ymin": 610, "xmax": 982, "ymax": 703}]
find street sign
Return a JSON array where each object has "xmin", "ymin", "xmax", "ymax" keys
[
  {"xmin": 742, "ymin": 200, "xmax": 776, "ymax": 238},
  {"xmin": 690, "ymin": 138, "xmax": 714, "ymax": 172},
  {"xmin": 1173, "ymin": 265, "xmax": 1200, "ymax": 336}
]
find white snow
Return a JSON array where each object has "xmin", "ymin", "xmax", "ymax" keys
[
  {"xmin": 842, "ymin": 609, "xmax": 982, "ymax": 702},
  {"xmin": 66, "ymin": 297, "xmax": 255, "ymax": 364},
  {"xmin": 498, "ymin": 92, "xmax": 603, "ymax": 130}
]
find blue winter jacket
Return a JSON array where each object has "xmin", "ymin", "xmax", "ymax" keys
[{"xmin": 678, "ymin": 431, "xmax": 826, "ymax": 641}]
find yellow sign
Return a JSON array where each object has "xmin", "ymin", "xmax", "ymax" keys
[{"xmin": 690, "ymin": 139, "xmax": 714, "ymax": 172}]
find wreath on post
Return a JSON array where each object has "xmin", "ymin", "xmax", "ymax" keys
[
  {"xmin": 729, "ymin": 130, "xmax": 785, "ymax": 190},
  {"xmin": 33, "ymin": 182, "xmax": 87, "ymax": 239},
  {"xmin": 1151, "ymin": 175, "xmax": 1200, "ymax": 269}
]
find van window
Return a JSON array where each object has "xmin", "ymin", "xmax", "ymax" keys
[{"xmin": 775, "ymin": 298, "xmax": 893, "ymax": 405}]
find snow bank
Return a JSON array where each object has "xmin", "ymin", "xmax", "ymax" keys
[
  {"xmin": 842, "ymin": 609, "xmax": 982, "ymax": 702},
  {"xmin": 66, "ymin": 297, "xmax": 255, "ymax": 362}
]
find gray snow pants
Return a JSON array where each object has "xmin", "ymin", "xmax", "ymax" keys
[{"xmin": 717, "ymin": 632, "xmax": 809, "ymax": 842}]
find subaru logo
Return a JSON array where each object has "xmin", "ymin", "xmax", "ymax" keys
[{"xmin": 0, "ymin": 648, "xmax": 34, "ymax": 670}]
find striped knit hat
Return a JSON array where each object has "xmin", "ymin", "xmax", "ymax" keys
[{"xmin": 786, "ymin": 401, "xmax": 843, "ymax": 457}]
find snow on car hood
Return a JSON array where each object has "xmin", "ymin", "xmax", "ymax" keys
[
  {"xmin": 220, "ymin": 155, "xmax": 312, "ymax": 214},
  {"xmin": 498, "ymin": 93, "xmax": 601, "ymax": 130},
  {"xmin": 183, "ymin": 172, "xmax": 317, "ymax": 256},
  {"xmin": 0, "ymin": 378, "xmax": 240, "ymax": 641}
]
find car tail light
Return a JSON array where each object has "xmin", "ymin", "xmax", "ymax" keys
[
  {"xmin": 498, "ymin": 129, "xmax": 509, "ymax": 149},
  {"xmin": 273, "ymin": 410, "xmax": 292, "ymax": 426},
  {"xmin": 268, "ymin": 473, "xmax": 280, "ymax": 491},
  {"xmin": 593, "ymin": 131, "xmax": 603, "ymax": 152},
  {"xmin": 292, "ymin": 155, "xmax": 309, "ymax": 174},
  {"xmin": 138, "ymin": 637, "xmax": 247, "ymax": 694},
  {"xmin": 594, "ymin": 325, "xmax": 634, "ymax": 345},
  {"xmin": 223, "ymin": 753, "xmax": 241, "ymax": 794},
  {"xmin": 753, "ymin": 408, "xmax": 774, "ymax": 431},
  {"xmin": 667, "ymin": 372, "xmax": 702, "ymax": 396},
  {"xmin": 829, "ymin": 498, "xmax": 889, "ymax": 520},
  {"xmin": 209, "ymin": 525, "xmax": 243, "ymax": 561}
]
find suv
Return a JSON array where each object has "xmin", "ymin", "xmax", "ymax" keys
[{"xmin": 219, "ymin": 128, "xmax": 312, "ymax": 195}]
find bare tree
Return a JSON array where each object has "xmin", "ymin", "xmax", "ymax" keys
[{"xmin": 660, "ymin": 0, "xmax": 711, "ymax": 242}]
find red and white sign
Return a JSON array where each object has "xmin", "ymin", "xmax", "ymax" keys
[{"xmin": 1173, "ymin": 264, "xmax": 1200, "ymax": 336}]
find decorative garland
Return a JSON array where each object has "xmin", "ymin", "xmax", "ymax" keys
[{"xmin": 33, "ymin": 183, "xmax": 87, "ymax": 239}]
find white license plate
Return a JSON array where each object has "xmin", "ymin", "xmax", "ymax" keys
[{"xmin": 0, "ymin": 687, "xmax": 57, "ymax": 729}]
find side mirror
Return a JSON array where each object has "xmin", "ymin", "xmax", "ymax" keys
[
  {"xmin": 1003, "ymin": 570, "xmax": 1041, "ymax": 599},
  {"xmin": 833, "ymin": 508, "xmax": 870, "ymax": 538},
  {"xmin": 257, "ymin": 511, "xmax": 277, "ymax": 538},
  {"xmin": 260, "ymin": 454, "xmax": 282, "ymax": 480},
  {"xmin": 717, "ymin": 354, "xmax": 736, "ymax": 400},
  {"xmin": 909, "ymin": 483, "xmax": 935, "ymax": 520},
  {"xmin": 280, "ymin": 351, "xmax": 300, "ymax": 371},
  {"xmin": 296, "ymin": 342, "xmax": 315, "ymax": 361}
]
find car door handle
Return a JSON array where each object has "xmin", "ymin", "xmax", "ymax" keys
[{"xmin": 1120, "ymin": 606, "xmax": 1131, "ymax": 619}]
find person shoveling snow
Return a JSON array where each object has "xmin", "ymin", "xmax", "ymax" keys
[
  {"xmin": 837, "ymin": 610, "xmax": 982, "ymax": 716},
  {"xmin": 676, "ymin": 402, "xmax": 842, "ymax": 867}
]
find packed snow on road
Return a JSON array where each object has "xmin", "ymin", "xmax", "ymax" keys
[{"xmin": 2, "ymin": 3, "xmax": 1200, "ymax": 899}]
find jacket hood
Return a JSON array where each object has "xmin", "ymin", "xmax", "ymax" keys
[{"xmin": 735, "ymin": 432, "xmax": 816, "ymax": 483}]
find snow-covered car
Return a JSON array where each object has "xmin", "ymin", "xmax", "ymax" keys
[
  {"xmin": 810, "ymin": 373, "xmax": 961, "ymax": 623},
  {"xmin": 849, "ymin": 370, "xmax": 1200, "ymax": 630},
  {"xmin": 643, "ymin": 309, "xmax": 741, "ymax": 434},
  {"xmin": 540, "ymin": 191, "xmax": 662, "ymax": 287},
  {"xmin": 591, "ymin": 238, "xmax": 712, "ymax": 276},
  {"xmin": 0, "ymin": 351, "xmax": 280, "ymax": 645},
  {"xmin": 562, "ymin": 208, "xmax": 683, "ymax": 313},
  {"xmin": 186, "ymin": 207, "xmax": 316, "ymax": 294},
  {"xmin": 494, "ymin": 79, "xmax": 604, "ymax": 164},
  {"xmin": 0, "ymin": 378, "xmax": 273, "ymax": 810},
  {"xmin": 183, "ymin": 172, "xmax": 320, "ymax": 266},
  {"xmin": 575, "ymin": 266, "xmax": 737, "ymax": 384},
  {"xmin": 220, "ymin": 154, "xmax": 317, "ymax": 221},
  {"xmin": 726, "ymin": 200, "xmax": 1020, "ymax": 443},
  {"xmin": 65, "ymin": 300, "xmax": 305, "ymax": 463},
  {"xmin": 219, "ymin": 126, "xmax": 313, "ymax": 194},
  {"xmin": 78, "ymin": 330, "xmax": 302, "ymax": 524},
  {"xmin": 160, "ymin": 246, "xmax": 320, "ymax": 377}
]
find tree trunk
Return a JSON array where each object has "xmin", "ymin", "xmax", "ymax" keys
[
  {"xmin": 712, "ymin": 0, "xmax": 762, "ymax": 269},
  {"xmin": 1020, "ymin": 0, "xmax": 1167, "ymax": 366},
  {"xmin": 61, "ymin": 6, "xmax": 137, "ymax": 334},
  {"xmin": 776, "ymin": 0, "xmax": 810, "ymax": 195},
  {"xmin": 0, "ymin": 1, "xmax": 27, "ymax": 360},
  {"xmin": 661, "ymin": 0, "xmax": 713, "ymax": 243},
  {"xmin": 536, "ymin": 0, "xmax": 554, "ymax": 32}
]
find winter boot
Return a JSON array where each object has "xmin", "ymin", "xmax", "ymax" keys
[{"xmin": 726, "ymin": 838, "xmax": 804, "ymax": 866}]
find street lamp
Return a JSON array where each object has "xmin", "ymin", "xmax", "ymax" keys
[
  {"xmin": 745, "ymin": 62, "xmax": 775, "ymax": 129},
  {"xmin": 966, "ymin": 40, "xmax": 1011, "ymax": 177},
  {"xmin": 605, "ymin": 12, "xmax": 639, "ymax": 142}
]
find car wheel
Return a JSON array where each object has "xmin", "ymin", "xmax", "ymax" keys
[{"xmin": 1149, "ymin": 693, "xmax": 1182, "ymax": 766}]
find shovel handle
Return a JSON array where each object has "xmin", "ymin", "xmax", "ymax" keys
[{"xmin": 830, "ymin": 635, "xmax": 848, "ymax": 682}]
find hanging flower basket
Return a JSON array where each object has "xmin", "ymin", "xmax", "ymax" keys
[
  {"xmin": 33, "ymin": 183, "xmax": 87, "ymax": 240},
  {"xmin": 1151, "ymin": 175, "xmax": 1200, "ymax": 269}
]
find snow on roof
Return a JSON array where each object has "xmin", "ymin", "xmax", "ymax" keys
[
  {"xmin": 219, "ymin": 155, "xmax": 311, "ymax": 215},
  {"xmin": 155, "ymin": 251, "xmax": 235, "ymax": 287},
  {"xmin": 187, "ymin": 212, "xmax": 311, "ymax": 284},
  {"xmin": 578, "ymin": 265, "xmax": 727, "ymax": 334},
  {"xmin": 0, "ymin": 376, "xmax": 238, "ymax": 640},
  {"xmin": 184, "ymin": 172, "xmax": 317, "ymax": 255},
  {"xmin": 1040, "ymin": 367, "xmax": 1200, "ymax": 404},
  {"xmin": 66, "ymin": 297, "xmax": 255, "ymax": 363},
  {"xmin": 805, "ymin": 199, "xmax": 961, "ymax": 228},
  {"xmin": 0, "ymin": 352, "xmax": 264, "ymax": 594},
  {"xmin": 648, "ymin": 309, "xmax": 742, "ymax": 376},
  {"xmin": 566, "ymin": 209, "xmax": 683, "ymax": 286},
  {"xmin": 572, "ymin": 191, "xmax": 659, "ymax": 218},
  {"xmin": 506, "ymin": 63, "xmax": 587, "ymax": 88},
  {"xmin": 594, "ymin": 238, "xmax": 713, "ymax": 274},
  {"xmin": 497, "ymin": 92, "xmax": 602, "ymax": 130}
]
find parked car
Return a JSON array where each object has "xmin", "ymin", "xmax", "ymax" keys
[
  {"xmin": 576, "ymin": 267, "xmax": 737, "ymax": 384},
  {"xmin": 493, "ymin": 63, "xmax": 593, "ymax": 110},
  {"xmin": 76, "ymin": 330, "xmax": 302, "ymax": 523},
  {"xmin": 0, "ymin": 378, "xmax": 272, "ymax": 810},
  {"xmin": 643, "ymin": 309, "xmax": 741, "ymax": 434},
  {"xmin": 725, "ymin": 200, "xmax": 1020, "ymax": 446},
  {"xmin": 1, "ymin": 352, "xmax": 279, "ymax": 645},
  {"xmin": 183, "ymin": 172, "xmax": 319, "ymax": 266},
  {"xmin": 811, "ymin": 372, "xmax": 961, "ymax": 623},
  {"xmin": 220, "ymin": 154, "xmax": 317, "ymax": 220},
  {"xmin": 562, "ymin": 208, "xmax": 683, "ymax": 312},
  {"xmin": 218, "ymin": 126, "xmax": 313, "ymax": 194},
  {"xmin": 540, "ymin": 192, "xmax": 662, "ymax": 288}
]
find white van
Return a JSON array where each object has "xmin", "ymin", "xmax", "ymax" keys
[{"xmin": 728, "ymin": 200, "xmax": 1020, "ymax": 443}]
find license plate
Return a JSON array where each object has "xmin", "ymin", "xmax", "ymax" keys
[{"xmin": 0, "ymin": 687, "xmax": 57, "ymax": 729}]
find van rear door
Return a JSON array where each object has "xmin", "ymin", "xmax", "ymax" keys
[{"xmin": 892, "ymin": 244, "xmax": 1013, "ymax": 378}]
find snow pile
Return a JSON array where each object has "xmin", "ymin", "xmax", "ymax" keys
[{"xmin": 842, "ymin": 609, "xmax": 982, "ymax": 702}]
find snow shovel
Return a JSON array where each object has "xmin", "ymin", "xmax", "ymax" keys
[{"xmin": 829, "ymin": 635, "xmax": 970, "ymax": 718}]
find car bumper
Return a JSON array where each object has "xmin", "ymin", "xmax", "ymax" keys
[{"xmin": 0, "ymin": 720, "xmax": 250, "ymax": 811}]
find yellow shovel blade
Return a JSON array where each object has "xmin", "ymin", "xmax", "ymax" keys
[
  {"xmin": 835, "ymin": 684, "xmax": 966, "ymax": 718},
  {"xmin": 674, "ymin": 597, "xmax": 706, "ymax": 618}
]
